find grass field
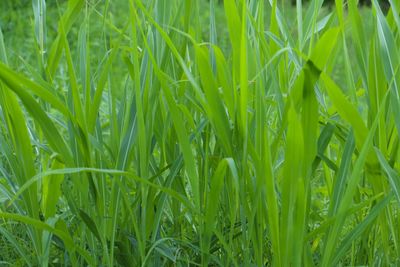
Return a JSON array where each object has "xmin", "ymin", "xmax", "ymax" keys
[{"xmin": 0, "ymin": 0, "xmax": 400, "ymax": 266}]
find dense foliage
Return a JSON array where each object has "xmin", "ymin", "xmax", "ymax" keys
[{"xmin": 0, "ymin": 0, "xmax": 400, "ymax": 266}]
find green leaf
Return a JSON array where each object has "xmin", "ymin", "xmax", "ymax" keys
[
  {"xmin": 375, "ymin": 149, "xmax": 400, "ymax": 204},
  {"xmin": 321, "ymin": 73, "xmax": 378, "ymax": 166},
  {"xmin": 79, "ymin": 209, "xmax": 102, "ymax": 243},
  {"xmin": 0, "ymin": 71, "xmax": 72, "ymax": 163},
  {"xmin": 309, "ymin": 27, "xmax": 340, "ymax": 70}
]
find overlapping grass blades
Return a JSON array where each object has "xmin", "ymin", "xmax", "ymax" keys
[{"xmin": 0, "ymin": 0, "xmax": 399, "ymax": 265}]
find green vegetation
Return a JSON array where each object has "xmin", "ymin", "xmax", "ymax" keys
[{"xmin": 0, "ymin": 0, "xmax": 399, "ymax": 266}]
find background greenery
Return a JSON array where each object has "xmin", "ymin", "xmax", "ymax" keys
[{"xmin": 0, "ymin": 0, "xmax": 399, "ymax": 266}]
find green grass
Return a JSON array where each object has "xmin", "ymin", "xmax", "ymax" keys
[{"xmin": 0, "ymin": 0, "xmax": 399, "ymax": 266}]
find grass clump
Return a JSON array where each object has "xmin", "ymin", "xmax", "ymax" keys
[{"xmin": 0, "ymin": 0, "xmax": 400, "ymax": 266}]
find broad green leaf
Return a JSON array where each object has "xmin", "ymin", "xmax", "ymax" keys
[
  {"xmin": 373, "ymin": 0, "xmax": 400, "ymax": 136},
  {"xmin": 0, "ymin": 75, "xmax": 72, "ymax": 163},
  {"xmin": 280, "ymin": 103, "xmax": 304, "ymax": 266},
  {"xmin": 42, "ymin": 160, "xmax": 64, "ymax": 218},
  {"xmin": 375, "ymin": 149, "xmax": 400, "ymax": 204},
  {"xmin": 0, "ymin": 62, "xmax": 69, "ymax": 116},
  {"xmin": 202, "ymin": 159, "xmax": 230, "ymax": 265},
  {"xmin": 46, "ymin": 0, "xmax": 85, "ymax": 77},
  {"xmin": 195, "ymin": 45, "xmax": 232, "ymax": 155},
  {"xmin": 309, "ymin": 27, "xmax": 340, "ymax": 70},
  {"xmin": 321, "ymin": 73, "xmax": 378, "ymax": 166},
  {"xmin": 79, "ymin": 209, "xmax": 102, "ymax": 243}
]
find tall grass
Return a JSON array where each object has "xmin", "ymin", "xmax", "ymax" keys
[{"xmin": 0, "ymin": 0, "xmax": 399, "ymax": 265}]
